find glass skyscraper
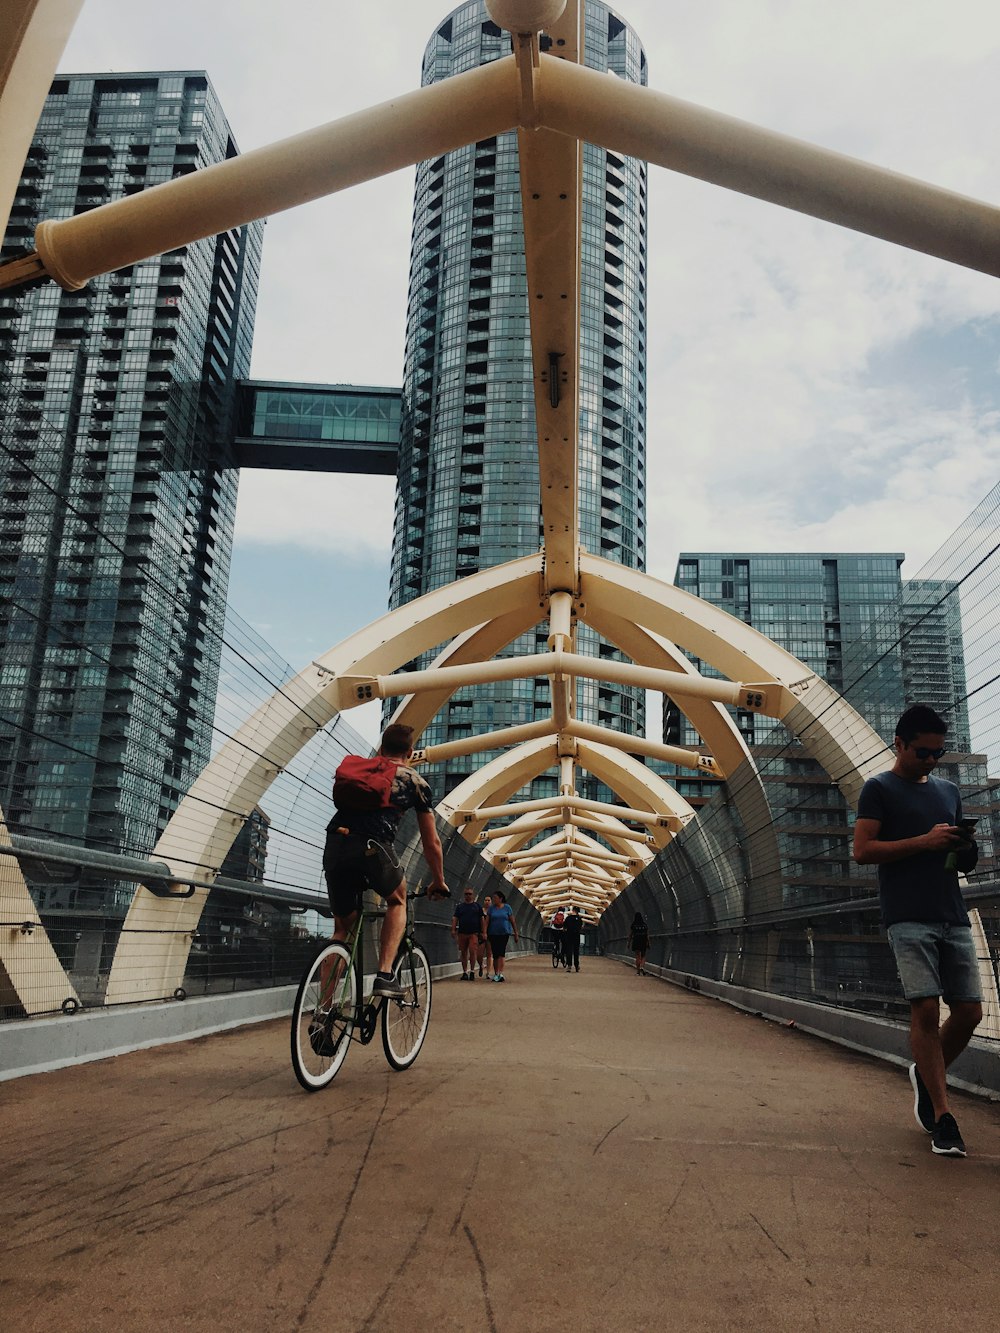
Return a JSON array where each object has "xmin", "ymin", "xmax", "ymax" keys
[
  {"xmin": 667, "ymin": 552, "xmax": 972, "ymax": 757},
  {"xmin": 0, "ymin": 72, "xmax": 263, "ymax": 916},
  {"xmin": 389, "ymin": 2, "xmax": 648, "ymax": 797}
]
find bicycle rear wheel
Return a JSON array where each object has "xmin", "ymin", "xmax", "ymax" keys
[
  {"xmin": 381, "ymin": 942, "xmax": 431, "ymax": 1071},
  {"xmin": 551, "ymin": 939, "xmax": 561, "ymax": 969},
  {"xmin": 291, "ymin": 942, "xmax": 356, "ymax": 1091}
]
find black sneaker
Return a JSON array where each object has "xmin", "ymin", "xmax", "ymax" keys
[
  {"xmin": 308, "ymin": 1016, "xmax": 341, "ymax": 1059},
  {"xmin": 909, "ymin": 1063, "xmax": 935, "ymax": 1134},
  {"xmin": 931, "ymin": 1112, "xmax": 966, "ymax": 1157},
  {"xmin": 373, "ymin": 973, "xmax": 407, "ymax": 1000}
]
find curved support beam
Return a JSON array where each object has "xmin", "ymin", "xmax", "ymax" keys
[
  {"xmin": 440, "ymin": 736, "xmax": 560, "ymax": 832},
  {"xmin": 578, "ymin": 609, "xmax": 751, "ymax": 777},
  {"xmin": 488, "ymin": 811, "xmax": 652, "ymax": 863},
  {"xmin": 0, "ymin": 2, "xmax": 84, "ymax": 244},
  {"xmin": 579, "ymin": 552, "xmax": 887, "ymax": 806},
  {"xmin": 105, "ymin": 555, "xmax": 544, "ymax": 1003},
  {"xmin": 390, "ymin": 604, "xmax": 544, "ymax": 738},
  {"xmin": 0, "ymin": 801, "xmax": 81, "ymax": 1015},
  {"xmin": 572, "ymin": 738, "xmax": 696, "ymax": 837},
  {"xmin": 444, "ymin": 727, "xmax": 693, "ymax": 860}
]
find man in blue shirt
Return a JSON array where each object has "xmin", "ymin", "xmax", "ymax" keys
[
  {"xmin": 452, "ymin": 886, "xmax": 486, "ymax": 980},
  {"xmin": 854, "ymin": 704, "xmax": 981, "ymax": 1157}
]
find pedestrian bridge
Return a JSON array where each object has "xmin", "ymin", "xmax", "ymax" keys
[
  {"xmin": 2, "ymin": 955, "xmax": 997, "ymax": 1332},
  {"xmin": 4, "ymin": 0, "xmax": 1000, "ymax": 1045}
]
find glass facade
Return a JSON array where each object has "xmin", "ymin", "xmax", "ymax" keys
[
  {"xmin": 0, "ymin": 72, "xmax": 263, "ymax": 919},
  {"xmin": 389, "ymin": 2, "xmax": 648, "ymax": 798},
  {"xmin": 667, "ymin": 552, "xmax": 971, "ymax": 754},
  {"xmin": 247, "ymin": 383, "xmax": 400, "ymax": 444}
]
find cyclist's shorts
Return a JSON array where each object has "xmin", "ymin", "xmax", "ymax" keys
[{"xmin": 323, "ymin": 829, "xmax": 403, "ymax": 918}]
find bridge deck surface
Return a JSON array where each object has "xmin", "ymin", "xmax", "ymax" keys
[{"xmin": 3, "ymin": 955, "xmax": 999, "ymax": 1332}]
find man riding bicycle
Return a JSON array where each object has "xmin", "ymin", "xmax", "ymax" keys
[
  {"xmin": 549, "ymin": 906, "xmax": 567, "ymax": 966},
  {"xmin": 322, "ymin": 723, "xmax": 448, "ymax": 999}
]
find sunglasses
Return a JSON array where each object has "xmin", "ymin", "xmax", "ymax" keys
[{"xmin": 910, "ymin": 745, "xmax": 945, "ymax": 760}]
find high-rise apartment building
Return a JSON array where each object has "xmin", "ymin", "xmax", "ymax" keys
[
  {"xmin": 666, "ymin": 552, "xmax": 972, "ymax": 762},
  {"xmin": 389, "ymin": 2, "xmax": 648, "ymax": 796},
  {"xmin": 0, "ymin": 72, "xmax": 263, "ymax": 914}
]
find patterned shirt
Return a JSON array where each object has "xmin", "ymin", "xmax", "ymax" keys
[{"xmin": 332, "ymin": 763, "xmax": 434, "ymax": 845}]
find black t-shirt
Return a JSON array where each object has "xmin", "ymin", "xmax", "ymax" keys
[
  {"xmin": 856, "ymin": 770, "xmax": 967, "ymax": 927},
  {"xmin": 453, "ymin": 901, "xmax": 485, "ymax": 933},
  {"xmin": 563, "ymin": 911, "xmax": 582, "ymax": 937}
]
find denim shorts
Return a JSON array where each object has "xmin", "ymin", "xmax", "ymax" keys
[{"xmin": 886, "ymin": 922, "xmax": 982, "ymax": 1003}]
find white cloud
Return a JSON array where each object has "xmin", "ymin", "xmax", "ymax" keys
[
  {"xmin": 57, "ymin": 0, "xmax": 1000, "ymax": 585},
  {"xmin": 234, "ymin": 471, "xmax": 396, "ymax": 556}
]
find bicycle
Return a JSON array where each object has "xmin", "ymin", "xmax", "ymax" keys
[
  {"xmin": 290, "ymin": 885, "xmax": 440, "ymax": 1091},
  {"xmin": 551, "ymin": 930, "xmax": 564, "ymax": 969}
]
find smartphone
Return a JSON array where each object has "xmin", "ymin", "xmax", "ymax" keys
[{"xmin": 957, "ymin": 817, "xmax": 979, "ymax": 836}]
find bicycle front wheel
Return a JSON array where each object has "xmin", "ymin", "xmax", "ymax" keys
[
  {"xmin": 291, "ymin": 942, "xmax": 356, "ymax": 1091},
  {"xmin": 382, "ymin": 942, "xmax": 432, "ymax": 1071},
  {"xmin": 551, "ymin": 940, "xmax": 561, "ymax": 969}
]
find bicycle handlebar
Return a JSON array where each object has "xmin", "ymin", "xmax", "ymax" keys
[{"xmin": 410, "ymin": 885, "xmax": 451, "ymax": 901}]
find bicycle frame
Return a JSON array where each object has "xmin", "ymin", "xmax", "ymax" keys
[
  {"xmin": 290, "ymin": 883, "xmax": 436, "ymax": 1091},
  {"xmin": 322, "ymin": 889, "xmax": 419, "ymax": 1046}
]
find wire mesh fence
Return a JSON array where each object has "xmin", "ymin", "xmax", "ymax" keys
[{"xmin": 602, "ymin": 481, "xmax": 1000, "ymax": 1045}]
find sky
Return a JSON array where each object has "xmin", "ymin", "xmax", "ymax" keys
[{"xmin": 57, "ymin": 1, "xmax": 1000, "ymax": 746}]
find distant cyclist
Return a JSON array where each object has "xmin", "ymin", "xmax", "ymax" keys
[
  {"xmin": 323, "ymin": 723, "xmax": 447, "ymax": 999},
  {"xmin": 549, "ymin": 906, "xmax": 567, "ymax": 966}
]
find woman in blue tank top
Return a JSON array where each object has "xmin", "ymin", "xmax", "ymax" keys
[{"xmin": 486, "ymin": 891, "xmax": 519, "ymax": 983}]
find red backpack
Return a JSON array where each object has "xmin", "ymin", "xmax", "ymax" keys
[{"xmin": 332, "ymin": 755, "xmax": 396, "ymax": 811}]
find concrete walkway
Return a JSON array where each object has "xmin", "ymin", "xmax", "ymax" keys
[{"xmin": 3, "ymin": 956, "xmax": 999, "ymax": 1332}]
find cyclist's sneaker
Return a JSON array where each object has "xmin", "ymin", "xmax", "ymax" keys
[
  {"xmin": 931, "ymin": 1112, "xmax": 966, "ymax": 1157},
  {"xmin": 308, "ymin": 1017, "xmax": 342, "ymax": 1059},
  {"xmin": 909, "ymin": 1063, "xmax": 935, "ymax": 1134},
  {"xmin": 374, "ymin": 972, "xmax": 407, "ymax": 1000}
]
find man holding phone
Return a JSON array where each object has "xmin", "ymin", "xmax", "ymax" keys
[{"xmin": 854, "ymin": 704, "xmax": 981, "ymax": 1157}]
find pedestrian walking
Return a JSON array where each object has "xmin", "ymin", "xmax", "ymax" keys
[
  {"xmin": 628, "ymin": 912, "xmax": 649, "ymax": 974},
  {"xmin": 853, "ymin": 704, "xmax": 981, "ymax": 1157},
  {"xmin": 485, "ymin": 890, "xmax": 519, "ymax": 982},
  {"xmin": 563, "ymin": 904, "xmax": 582, "ymax": 972},
  {"xmin": 452, "ymin": 885, "xmax": 486, "ymax": 980}
]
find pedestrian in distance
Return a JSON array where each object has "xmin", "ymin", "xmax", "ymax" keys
[
  {"xmin": 628, "ymin": 912, "xmax": 649, "ymax": 975},
  {"xmin": 485, "ymin": 890, "xmax": 519, "ymax": 982},
  {"xmin": 853, "ymin": 703, "xmax": 981, "ymax": 1157},
  {"xmin": 562, "ymin": 904, "xmax": 583, "ymax": 972},
  {"xmin": 478, "ymin": 892, "xmax": 494, "ymax": 977},
  {"xmin": 452, "ymin": 885, "xmax": 486, "ymax": 980}
]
